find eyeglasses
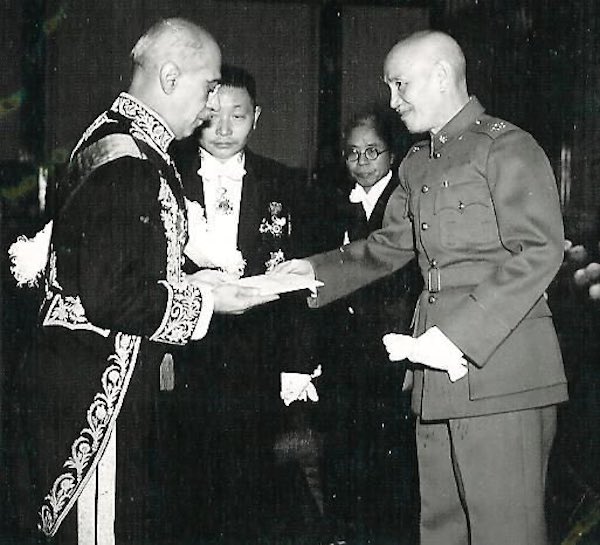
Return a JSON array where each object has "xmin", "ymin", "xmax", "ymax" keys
[{"xmin": 344, "ymin": 147, "xmax": 389, "ymax": 162}]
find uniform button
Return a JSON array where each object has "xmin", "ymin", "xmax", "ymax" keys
[
  {"xmin": 428, "ymin": 295, "xmax": 437, "ymax": 304},
  {"xmin": 421, "ymin": 185, "xmax": 429, "ymax": 193},
  {"xmin": 421, "ymin": 222, "xmax": 429, "ymax": 230},
  {"xmin": 433, "ymin": 152, "xmax": 441, "ymax": 159},
  {"xmin": 458, "ymin": 201, "xmax": 465, "ymax": 210},
  {"xmin": 430, "ymin": 259, "xmax": 437, "ymax": 267},
  {"xmin": 347, "ymin": 306, "xmax": 355, "ymax": 315}
]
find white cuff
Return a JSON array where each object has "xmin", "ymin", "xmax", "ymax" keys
[
  {"xmin": 191, "ymin": 284, "xmax": 214, "ymax": 341},
  {"xmin": 447, "ymin": 357, "xmax": 469, "ymax": 382}
]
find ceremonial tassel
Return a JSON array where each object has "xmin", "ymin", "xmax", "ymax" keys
[{"xmin": 159, "ymin": 353, "xmax": 175, "ymax": 391}]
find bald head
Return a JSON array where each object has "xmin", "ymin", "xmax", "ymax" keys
[
  {"xmin": 128, "ymin": 18, "xmax": 221, "ymax": 139},
  {"xmin": 131, "ymin": 18, "xmax": 216, "ymax": 76},
  {"xmin": 383, "ymin": 30, "xmax": 469, "ymax": 134},
  {"xmin": 387, "ymin": 30, "xmax": 467, "ymax": 91}
]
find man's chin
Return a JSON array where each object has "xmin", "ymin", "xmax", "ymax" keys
[{"xmin": 204, "ymin": 144, "xmax": 243, "ymax": 160}]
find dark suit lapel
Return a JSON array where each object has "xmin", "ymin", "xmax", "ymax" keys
[
  {"xmin": 348, "ymin": 203, "xmax": 369, "ymax": 241},
  {"xmin": 367, "ymin": 174, "xmax": 400, "ymax": 231},
  {"xmin": 237, "ymin": 154, "xmax": 263, "ymax": 260},
  {"xmin": 183, "ymin": 152, "xmax": 205, "ymax": 206}
]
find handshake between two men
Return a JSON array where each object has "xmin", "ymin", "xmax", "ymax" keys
[{"xmin": 185, "ymin": 257, "xmax": 468, "ymax": 382}]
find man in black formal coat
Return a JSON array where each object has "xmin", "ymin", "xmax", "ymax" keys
[
  {"xmin": 171, "ymin": 65, "xmax": 321, "ymax": 544},
  {"xmin": 5, "ymin": 20, "xmax": 277, "ymax": 545}
]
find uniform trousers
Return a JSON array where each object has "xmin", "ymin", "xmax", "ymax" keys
[{"xmin": 416, "ymin": 405, "xmax": 557, "ymax": 545}]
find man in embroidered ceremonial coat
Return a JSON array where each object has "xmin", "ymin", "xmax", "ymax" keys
[
  {"xmin": 170, "ymin": 65, "xmax": 322, "ymax": 543},
  {"xmin": 277, "ymin": 30, "xmax": 568, "ymax": 545},
  {"xmin": 6, "ymin": 19, "xmax": 277, "ymax": 545}
]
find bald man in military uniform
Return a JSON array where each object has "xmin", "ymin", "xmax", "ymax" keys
[{"xmin": 278, "ymin": 30, "xmax": 567, "ymax": 545}]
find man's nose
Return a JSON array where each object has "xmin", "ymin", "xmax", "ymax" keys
[
  {"xmin": 357, "ymin": 152, "xmax": 370, "ymax": 166},
  {"xmin": 216, "ymin": 117, "xmax": 232, "ymax": 136},
  {"xmin": 389, "ymin": 88, "xmax": 403, "ymax": 110}
]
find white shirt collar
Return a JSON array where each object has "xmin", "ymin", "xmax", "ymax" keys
[
  {"xmin": 198, "ymin": 149, "xmax": 246, "ymax": 181},
  {"xmin": 348, "ymin": 170, "xmax": 392, "ymax": 220}
]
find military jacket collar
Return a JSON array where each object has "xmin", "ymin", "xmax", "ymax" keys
[
  {"xmin": 110, "ymin": 92, "xmax": 175, "ymax": 158},
  {"xmin": 430, "ymin": 96, "xmax": 485, "ymax": 157}
]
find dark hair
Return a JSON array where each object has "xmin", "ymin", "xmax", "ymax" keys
[
  {"xmin": 342, "ymin": 106, "xmax": 399, "ymax": 152},
  {"xmin": 219, "ymin": 64, "xmax": 257, "ymax": 106}
]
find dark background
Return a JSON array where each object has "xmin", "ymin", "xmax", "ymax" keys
[{"xmin": 1, "ymin": 1, "xmax": 600, "ymax": 543}]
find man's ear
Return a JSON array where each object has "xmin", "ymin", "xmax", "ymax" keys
[
  {"xmin": 435, "ymin": 60, "xmax": 452, "ymax": 93},
  {"xmin": 253, "ymin": 106, "xmax": 262, "ymax": 130},
  {"xmin": 159, "ymin": 61, "xmax": 180, "ymax": 94}
]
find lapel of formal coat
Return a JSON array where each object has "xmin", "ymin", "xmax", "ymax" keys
[
  {"xmin": 347, "ymin": 201, "xmax": 369, "ymax": 241},
  {"xmin": 367, "ymin": 174, "xmax": 400, "ymax": 231},
  {"xmin": 186, "ymin": 152, "xmax": 205, "ymax": 207},
  {"xmin": 237, "ymin": 151, "xmax": 264, "ymax": 270}
]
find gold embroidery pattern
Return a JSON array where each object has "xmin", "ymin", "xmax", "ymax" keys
[
  {"xmin": 150, "ymin": 281, "xmax": 203, "ymax": 345},
  {"xmin": 111, "ymin": 93, "xmax": 173, "ymax": 160},
  {"xmin": 158, "ymin": 177, "xmax": 186, "ymax": 284},
  {"xmin": 43, "ymin": 293, "xmax": 110, "ymax": 337},
  {"xmin": 39, "ymin": 333, "xmax": 141, "ymax": 537},
  {"xmin": 150, "ymin": 179, "xmax": 202, "ymax": 345}
]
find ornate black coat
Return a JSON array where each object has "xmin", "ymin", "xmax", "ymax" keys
[{"xmin": 11, "ymin": 93, "xmax": 208, "ymax": 543}]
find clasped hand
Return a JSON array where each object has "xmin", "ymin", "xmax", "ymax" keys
[
  {"xmin": 185, "ymin": 270, "xmax": 279, "ymax": 315},
  {"xmin": 383, "ymin": 326, "xmax": 468, "ymax": 382}
]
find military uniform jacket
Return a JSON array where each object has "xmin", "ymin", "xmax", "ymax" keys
[
  {"xmin": 15, "ymin": 93, "xmax": 208, "ymax": 539},
  {"xmin": 309, "ymin": 97, "xmax": 568, "ymax": 420}
]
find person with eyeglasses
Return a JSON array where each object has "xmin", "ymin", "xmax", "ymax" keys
[{"xmin": 314, "ymin": 108, "xmax": 421, "ymax": 545}]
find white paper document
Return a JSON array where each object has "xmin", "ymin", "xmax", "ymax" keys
[{"xmin": 232, "ymin": 273, "xmax": 323, "ymax": 296}]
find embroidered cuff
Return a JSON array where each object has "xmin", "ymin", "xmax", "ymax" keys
[{"xmin": 150, "ymin": 281, "xmax": 205, "ymax": 345}]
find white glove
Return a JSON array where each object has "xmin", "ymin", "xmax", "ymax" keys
[
  {"xmin": 280, "ymin": 365, "xmax": 322, "ymax": 406},
  {"xmin": 383, "ymin": 327, "xmax": 468, "ymax": 382}
]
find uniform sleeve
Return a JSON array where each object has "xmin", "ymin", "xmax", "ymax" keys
[
  {"xmin": 72, "ymin": 157, "xmax": 205, "ymax": 343},
  {"xmin": 308, "ymin": 173, "xmax": 416, "ymax": 307},
  {"xmin": 439, "ymin": 130, "xmax": 564, "ymax": 366}
]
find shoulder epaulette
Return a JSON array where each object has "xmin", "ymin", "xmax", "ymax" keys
[{"xmin": 471, "ymin": 116, "xmax": 517, "ymax": 139}]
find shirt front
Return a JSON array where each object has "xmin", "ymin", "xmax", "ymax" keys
[
  {"xmin": 198, "ymin": 149, "xmax": 246, "ymax": 253},
  {"xmin": 348, "ymin": 170, "xmax": 393, "ymax": 221}
]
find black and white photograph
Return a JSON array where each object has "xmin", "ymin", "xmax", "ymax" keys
[{"xmin": 0, "ymin": 1, "xmax": 599, "ymax": 544}]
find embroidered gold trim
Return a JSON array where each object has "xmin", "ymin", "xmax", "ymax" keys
[
  {"xmin": 111, "ymin": 93, "xmax": 174, "ymax": 158},
  {"xmin": 158, "ymin": 177, "xmax": 186, "ymax": 284},
  {"xmin": 149, "ymin": 281, "xmax": 203, "ymax": 345},
  {"xmin": 39, "ymin": 333, "xmax": 141, "ymax": 536},
  {"xmin": 43, "ymin": 293, "xmax": 110, "ymax": 337}
]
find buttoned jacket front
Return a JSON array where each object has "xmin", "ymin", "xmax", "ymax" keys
[{"xmin": 310, "ymin": 98, "xmax": 568, "ymax": 419}]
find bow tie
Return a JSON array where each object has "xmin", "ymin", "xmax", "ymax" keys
[
  {"xmin": 198, "ymin": 156, "xmax": 246, "ymax": 182},
  {"xmin": 349, "ymin": 185, "xmax": 368, "ymax": 204}
]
